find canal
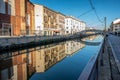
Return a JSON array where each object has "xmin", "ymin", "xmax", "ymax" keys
[{"xmin": 0, "ymin": 35, "xmax": 103, "ymax": 80}]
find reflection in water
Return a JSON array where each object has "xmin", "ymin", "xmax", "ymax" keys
[
  {"xmin": 82, "ymin": 35, "xmax": 98, "ymax": 41},
  {"xmin": 0, "ymin": 52, "xmax": 27, "ymax": 80},
  {"xmin": 35, "ymin": 43, "xmax": 66, "ymax": 72},
  {"xmin": 0, "ymin": 35, "xmax": 99, "ymax": 80},
  {"xmin": 65, "ymin": 41, "xmax": 85, "ymax": 56},
  {"xmin": 77, "ymin": 35, "xmax": 101, "ymax": 46},
  {"xmin": 77, "ymin": 40, "xmax": 101, "ymax": 46}
]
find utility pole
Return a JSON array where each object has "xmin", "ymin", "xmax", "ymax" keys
[
  {"xmin": 104, "ymin": 17, "xmax": 106, "ymax": 32},
  {"xmin": 104, "ymin": 17, "xmax": 107, "ymax": 37}
]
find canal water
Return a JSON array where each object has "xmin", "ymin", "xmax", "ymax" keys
[{"xmin": 0, "ymin": 35, "xmax": 103, "ymax": 80}]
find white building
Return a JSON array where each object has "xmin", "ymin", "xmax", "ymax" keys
[
  {"xmin": 65, "ymin": 16, "xmax": 86, "ymax": 35},
  {"xmin": 65, "ymin": 41, "xmax": 85, "ymax": 56},
  {"xmin": 34, "ymin": 4, "xmax": 44, "ymax": 35},
  {"xmin": 34, "ymin": 4, "xmax": 59, "ymax": 36},
  {"xmin": 110, "ymin": 18, "xmax": 120, "ymax": 32}
]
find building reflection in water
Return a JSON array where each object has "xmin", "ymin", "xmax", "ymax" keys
[
  {"xmin": 82, "ymin": 35, "xmax": 97, "ymax": 41},
  {"xmin": 65, "ymin": 41, "xmax": 85, "ymax": 56},
  {"xmin": 0, "ymin": 36, "xmax": 99, "ymax": 80},
  {"xmin": 35, "ymin": 43, "xmax": 66, "ymax": 72},
  {"xmin": 0, "ymin": 51, "xmax": 27, "ymax": 80}
]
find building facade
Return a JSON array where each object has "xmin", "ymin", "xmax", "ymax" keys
[
  {"xmin": 0, "ymin": 48, "xmax": 37, "ymax": 80},
  {"xmin": 0, "ymin": 0, "xmax": 26, "ymax": 36},
  {"xmin": 0, "ymin": 51, "xmax": 27, "ymax": 80},
  {"xmin": 35, "ymin": 43, "xmax": 66, "ymax": 72},
  {"xmin": 24, "ymin": 0, "xmax": 35, "ymax": 35},
  {"xmin": 0, "ymin": 1, "xmax": 86, "ymax": 36},
  {"xmin": 34, "ymin": 4, "xmax": 44, "ymax": 35},
  {"xmin": 65, "ymin": 41, "xmax": 85, "ymax": 56},
  {"xmin": 65, "ymin": 16, "xmax": 86, "ymax": 35},
  {"xmin": 110, "ymin": 18, "xmax": 120, "ymax": 33},
  {"xmin": 0, "ymin": 0, "xmax": 35, "ymax": 36},
  {"xmin": 34, "ymin": 4, "xmax": 58, "ymax": 36},
  {"xmin": 57, "ymin": 12, "xmax": 65, "ymax": 35}
]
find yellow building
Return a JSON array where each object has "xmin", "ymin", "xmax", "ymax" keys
[
  {"xmin": 57, "ymin": 12, "xmax": 65, "ymax": 35},
  {"xmin": 35, "ymin": 43, "xmax": 66, "ymax": 72}
]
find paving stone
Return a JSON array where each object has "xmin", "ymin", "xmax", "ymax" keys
[{"xmin": 98, "ymin": 36, "xmax": 120, "ymax": 80}]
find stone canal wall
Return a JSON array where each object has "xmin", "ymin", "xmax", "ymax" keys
[
  {"xmin": 0, "ymin": 33, "xmax": 100, "ymax": 51},
  {"xmin": 0, "ymin": 34, "xmax": 99, "ymax": 51},
  {"xmin": 0, "ymin": 35, "xmax": 79, "ymax": 51}
]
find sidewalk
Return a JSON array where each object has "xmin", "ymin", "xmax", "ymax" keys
[
  {"xmin": 98, "ymin": 35, "xmax": 120, "ymax": 80},
  {"xmin": 108, "ymin": 34, "xmax": 120, "ymax": 72}
]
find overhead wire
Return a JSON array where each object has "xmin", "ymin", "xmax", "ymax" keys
[
  {"xmin": 77, "ymin": 9, "xmax": 93, "ymax": 18},
  {"xmin": 77, "ymin": 0, "xmax": 95, "ymax": 18},
  {"xmin": 89, "ymin": 0, "xmax": 103, "ymax": 23}
]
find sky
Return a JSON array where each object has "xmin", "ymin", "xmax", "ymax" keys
[{"xmin": 30, "ymin": 0, "xmax": 120, "ymax": 30}]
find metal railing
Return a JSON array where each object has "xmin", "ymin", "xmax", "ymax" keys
[
  {"xmin": 0, "ymin": 34, "xmax": 69, "ymax": 47},
  {"xmin": 78, "ymin": 37, "xmax": 105, "ymax": 80},
  {"xmin": 20, "ymin": 30, "xmax": 42, "ymax": 36}
]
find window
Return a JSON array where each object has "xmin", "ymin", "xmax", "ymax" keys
[
  {"xmin": 1, "ymin": 23, "xmax": 12, "ymax": 36},
  {"xmin": 66, "ymin": 31, "xmax": 69, "ymax": 33},
  {"xmin": 115, "ymin": 28, "xmax": 118, "ymax": 30},
  {"xmin": 8, "ymin": 0, "xmax": 15, "ymax": 15},
  {"xmin": 0, "ymin": 0, "xmax": 5, "ymax": 14},
  {"xmin": 26, "ymin": 14, "xmax": 30, "ymax": 26}
]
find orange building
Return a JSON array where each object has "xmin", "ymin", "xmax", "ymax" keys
[
  {"xmin": 24, "ymin": 0, "xmax": 35, "ymax": 35},
  {"xmin": 0, "ymin": 0, "xmax": 26, "ymax": 36},
  {"xmin": 0, "ymin": 51, "xmax": 27, "ymax": 80},
  {"xmin": 0, "ymin": 0, "xmax": 35, "ymax": 36},
  {"xmin": 0, "ymin": 48, "xmax": 37, "ymax": 80}
]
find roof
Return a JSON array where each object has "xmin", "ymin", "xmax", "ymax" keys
[{"xmin": 113, "ymin": 18, "xmax": 120, "ymax": 24}]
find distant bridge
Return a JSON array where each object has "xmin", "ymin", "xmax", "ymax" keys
[
  {"xmin": 71, "ymin": 29, "xmax": 104, "ymax": 39},
  {"xmin": 80, "ymin": 29, "xmax": 104, "ymax": 34}
]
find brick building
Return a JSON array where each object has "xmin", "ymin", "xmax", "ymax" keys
[
  {"xmin": 0, "ymin": 49, "xmax": 37, "ymax": 80},
  {"xmin": 0, "ymin": 0, "xmax": 26, "ymax": 36},
  {"xmin": 0, "ymin": 0, "xmax": 35, "ymax": 36},
  {"xmin": 0, "ymin": 52, "xmax": 27, "ymax": 80},
  {"xmin": 24, "ymin": 0, "xmax": 35, "ymax": 35}
]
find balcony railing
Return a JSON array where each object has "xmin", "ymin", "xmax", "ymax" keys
[{"xmin": 20, "ymin": 30, "xmax": 43, "ymax": 36}]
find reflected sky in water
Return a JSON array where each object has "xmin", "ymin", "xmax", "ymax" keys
[{"xmin": 0, "ymin": 35, "xmax": 103, "ymax": 80}]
